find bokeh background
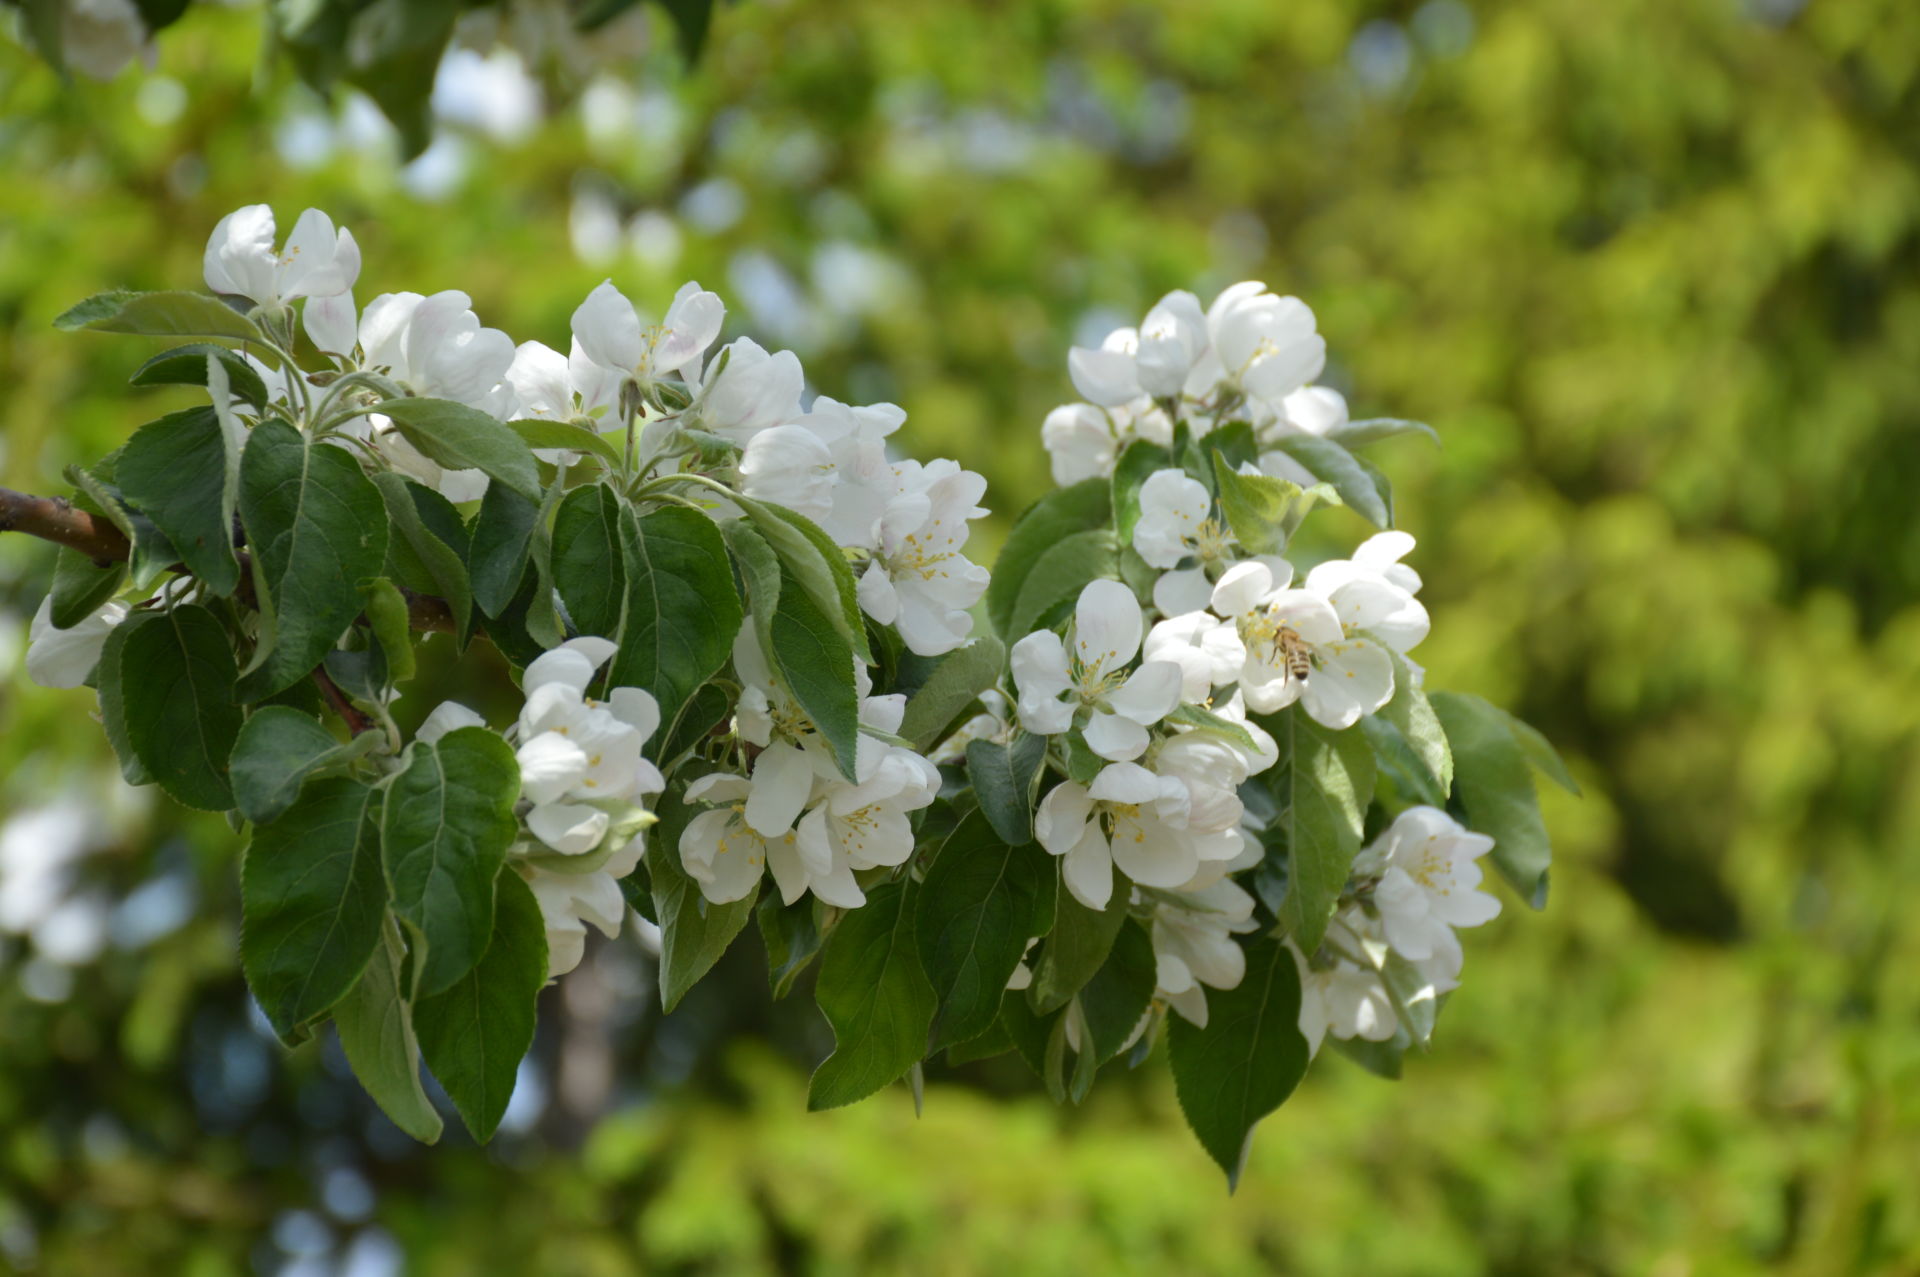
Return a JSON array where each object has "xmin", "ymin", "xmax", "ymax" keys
[{"xmin": 2, "ymin": 0, "xmax": 1918, "ymax": 1272}]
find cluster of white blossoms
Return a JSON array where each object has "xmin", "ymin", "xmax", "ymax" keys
[
  {"xmin": 678, "ymin": 626, "xmax": 941, "ymax": 909},
  {"xmin": 1016, "ymin": 281, "xmax": 1496, "ymax": 1038},
  {"xmin": 419, "ymin": 638, "xmax": 664, "ymax": 978},
  {"xmin": 27, "ymin": 201, "xmax": 1528, "ymax": 1098},
  {"xmin": 203, "ymin": 206, "xmax": 992, "ymax": 657},
  {"xmin": 1293, "ymin": 805, "xmax": 1502, "ymax": 1055}
]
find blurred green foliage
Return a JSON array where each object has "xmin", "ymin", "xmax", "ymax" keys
[{"xmin": 1, "ymin": 0, "xmax": 1917, "ymax": 1272}]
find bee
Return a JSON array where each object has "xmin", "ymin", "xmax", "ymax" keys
[{"xmin": 1278, "ymin": 628, "xmax": 1312, "ymax": 682}]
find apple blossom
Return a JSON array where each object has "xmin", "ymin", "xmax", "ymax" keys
[
  {"xmin": 856, "ymin": 459, "xmax": 991, "ymax": 656},
  {"xmin": 1011, "ymin": 578, "xmax": 1184, "ymax": 761},
  {"xmin": 204, "ymin": 205, "xmax": 360, "ymax": 314},
  {"xmin": 1208, "ymin": 560, "xmax": 1395, "ymax": 728},
  {"xmin": 25, "ymin": 597, "xmax": 127, "ymax": 689},
  {"xmin": 1149, "ymin": 878, "xmax": 1258, "ymax": 1028},
  {"xmin": 1035, "ymin": 762, "xmax": 1202, "ymax": 909},
  {"xmin": 1358, "ymin": 805, "xmax": 1502, "ymax": 966},
  {"xmin": 571, "ymin": 279, "xmax": 725, "ymax": 390}
]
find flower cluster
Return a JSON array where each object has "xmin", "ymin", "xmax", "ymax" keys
[{"xmin": 22, "ymin": 204, "xmax": 1554, "ymax": 1162}]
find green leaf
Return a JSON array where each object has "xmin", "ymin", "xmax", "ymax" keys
[
  {"xmin": 1376, "ymin": 647, "xmax": 1453, "ymax": 799},
  {"xmin": 230, "ymin": 705, "xmax": 377, "ymax": 826},
  {"xmin": 1211, "ymin": 452, "xmax": 1338, "ymax": 555},
  {"xmin": 1008, "ymin": 529, "xmax": 1119, "ymax": 638},
  {"xmin": 65, "ymin": 465, "xmax": 178, "ymax": 591},
  {"xmin": 118, "ymin": 406, "xmax": 242, "ymax": 595},
  {"xmin": 721, "ymin": 517, "xmax": 782, "ymax": 661},
  {"xmin": 1074, "ymin": 917, "xmax": 1156, "ymax": 1065},
  {"xmin": 382, "ymin": 727, "xmax": 521, "ymax": 996},
  {"xmin": 361, "ymin": 578, "xmax": 416, "ymax": 684},
  {"xmin": 965, "ymin": 733, "xmax": 1046, "ymax": 847},
  {"xmin": 1111, "ymin": 439, "xmax": 1174, "ymax": 545},
  {"xmin": 769, "ymin": 559, "xmax": 862, "ymax": 781},
  {"xmin": 334, "ymin": 918, "xmax": 444, "ymax": 1144},
  {"xmin": 1168, "ymin": 935, "xmax": 1311, "ymax": 1189},
  {"xmin": 370, "ymin": 398, "xmax": 544, "ymax": 504},
  {"xmin": 899, "ymin": 636, "xmax": 1006, "ymax": 751},
  {"xmin": 1331, "ymin": 1033, "xmax": 1406, "ymax": 1080},
  {"xmin": 48, "ymin": 546, "xmax": 124, "ymax": 629},
  {"xmin": 1270, "ymin": 709, "xmax": 1375, "ymax": 952},
  {"xmin": 129, "ymin": 343, "xmax": 269, "ymax": 409},
  {"xmin": 1361, "ymin": 716, "xmax": 1448, "ymax": 810},
  {"xmin": 236, "ymin": 420, "xmax": 389, "ymax": 698},
  {"xmin": 466, "ymin": 481, "xmax": 539, "ymax": 619},
  {"xmin": 1505, "ymin": 711, "xmax": 1581, "ymax": 796},
  {"xmin": 612, "ymin": 503, "xmax": 743, "ymax": 736},
  {"xmin": 54, "ymin": 289, "xmax": 265, "ymax": 344},
  {"xmin": 643, "ymin": 776, "xmax": 758, "ymax": 1011},
  {"xmin": 1430, "ymin": 692, "xmax": 1552, "ymax": 906},
  {"xmin": 986, "ymin": 479, "xmax": 1111, "ymax": 639},
  {"xmin": 413, "ymin": 871, "xmax": 547, "ymax": 1143},
  {"xmin": 1265, "ymin": 435, "xmax": 1392, "ymax": 528},
  {"xmin": 1029, "ymin": 871, "xmax": 1130, "ymax": 1015},
  {"xmin": 916, "ymin": 812, "xmax": 1050, "ymax": 1049},
  {"xmin": 241, "ymin": 777, "xmax": 388, "ymax": 1043},
  {"xmin": 999, "ymin": 989, "xmax": 1066, "ymax": 1098},
  {"xmin": 95, "ymin": 612, "xmax": 154, "ymax": 786},
  {"xmin": 1329, "ymin": 417, "xmax": 1441, "ymax": 449},
  {"xmin": 757, "ymin": 893, "xmax": 823, "ymax": 1000},
  {"xmin": 372, "ymin": 474, "xmax": 473, "ymax": 641},
  {"xmin": 341, "ymin": 0, "xmax": 462, "ymax": 160},
  {"xmin": 120, "ymin": 604, "xmax": 243, "ymax": 811},
  {"xmin": 658, "ymin": 683, "xmax": 733, "ymax": 767},
  {"xmin": 507, "ymin": 418, "xmax": 625, "ymax": 470},
  {"xmin": 1203, "ymin": 421, "xmax": 1259, "ymax": 471},
  {"xmin": 1164, "ymin": 703, "xmax": 1264, "ymax": 757},
  {"xmin": 550, "ymin": 484, "xmax": 625, "ymax": 639},
  {"xmin": 736, "ymin": 497, "xmax": 872, "ymax": 666},
  {"xmin": 808, "ymin": 877, "xmax": 937, "ymax": 1110}
]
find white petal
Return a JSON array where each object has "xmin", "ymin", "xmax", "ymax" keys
[
  {"xmin": 523, "ymin": 647, "xmax": 598, "ymax": 699},
  {"xmin": 1034, "ymin": 782, "xmax": 1094, "ymax": 855},
  {"xmin": 744, "ymin": 741, "xmax": 813, "ymax": 837},
  {"xmin": 1073, "ymin": 578, "xmax": 1143, "ymax": 678},
  {"xmin": 1105, "ymin": 660, "xmax": 1183, "ymax": 725},
  {"xmin": 1087, "ymin": 762, "xmax": 1161, "ymax": 805},
  {"xmin": 1082, "ymin": 711, "xmax": 1150, "ymax": 763},
  {"xmin": 1151, "ymin": 567, "xmax": 1216, "ymax": 618},
  {"xmin": 1067, "ymin": 345, "xmax": 1142, "ymax": 407},
  {"xmin": 1210, "ymin": 560, "xmax": 1275, "ymax": 618},
  {"xmin": 517, "ymin": 733, "xmax": 590, "ymax": 805},
  {"xmin": 416, "ymin": 700, "xmax": 486, "ymax": 745},
  {"xmin": 1060, "ymin": 823, "xmax": 1114, "ymax": 910},
  {"xmin": 527, "ymin": 801, "xmax": 611, "ymax": 855}
]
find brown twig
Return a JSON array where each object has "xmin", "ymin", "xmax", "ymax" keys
[
  {"xmin": 311, "ymin": 665, "xmax": 375, "ymax": 736},
  {"xmin": 0, "ymin": 483, "xmax": 459, "ymax": 634},
  {"xmin": 0, "ymin": 487, "xmax": 132, "ymax": 563}
]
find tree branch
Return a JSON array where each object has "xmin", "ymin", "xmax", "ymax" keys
[
  {"xmin": 312, "ymin": 665, "xmax": 375, "ymax": 736},
  {"xmin": 0, "ymin": 487, "xmax": 131, "ymax": 563},
  {"xmin": 0, "ymin": 484, "xmax": 459, "ymax": 634}
]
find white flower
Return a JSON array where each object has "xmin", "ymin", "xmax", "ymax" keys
[
  {"xmin": 738, "ymin": 424, "xmax": 836, "ymax": 522},
  {"xmin": 1305, "ymin": 529, "xmax": 1424, "ymax": 600},
  {"xmin": 856, "ymin": 459, "xmax": 991, "ymax": 656},
  {"xmin": 1041, "ymin": 403, "xmax": 1117, "ymax": 486},
  {"xmin": 793, "ymin": 742, "xmax": 939, "ymax": 882},
  {"xmin": 1206, "ymin": 282, "xmax": 1326, "ymax": 404},
  {"xmin": 693, "ymin": 336, "xmax": 804, "ymax": 445},
  {"xmin": 1035, "ymin": 762, "xmax": 1201, "ymax": 909},
  {"xmin": 1131, "ymin": 467, "xmax": 1261, "ymax": 615},
  {"xmin": 800, "ymin": 396, "xmax": 906, "ymax": 550},
  {"xmin": 680, "ymin": 772, "xmax": 859, "ymax": 908},
  {"xmin": 1141, "ymin": 610, "xmax": 1245, "ymax": 705},
  {"xmin": 59, "ymin": 0, "xmax": 147, "ymax": 80},
  {"xmin": 1291, "ymin": 943, "xmax": 1397, "ymax": 1057},
  {"xmin": 511, "ymin": 637, "xmax": 664, "ymax": 855},
  {"xmin": 1134, "ymin": 290, "xmax": 1211, "ymax": 398},
  {"xmin": 506, "ymin": 337, "xmax": 623, "ymax": 426},
  {"xmin": 203, "ymin": 205, "xmax": 360, "ymax": 312},
  {"xmin": 571, "ymin": 279, "xmax": 725, "ymax": 387},
  {"xmin": 1209, "ymin": 560, "xmax": 1394, "ymax": 728},
  {"xmin": 26, "ymin": 597, "xmax": 127, "ymax": 689},
  {"xmin": 1067, "ymin": 325, "xmax": 1143, "ymax": 408},
  {"xmin": 358, "ymin": 290, "xmax": 518, "ymax": 415},
  {"xmin": 1011, "ymin": 579, "xmax": 1183, "ymax": 761},
  {"xmin": 1362, "ymin": 805, "xmax": 1501, "ymax": 966},
  {"xmin": 525, "ymin": 853, "xmax": 635, "ymax": 980},
  {"xmin": 1149, "ymin": 878, "xmax": 1257, "ymax": 1027}
]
